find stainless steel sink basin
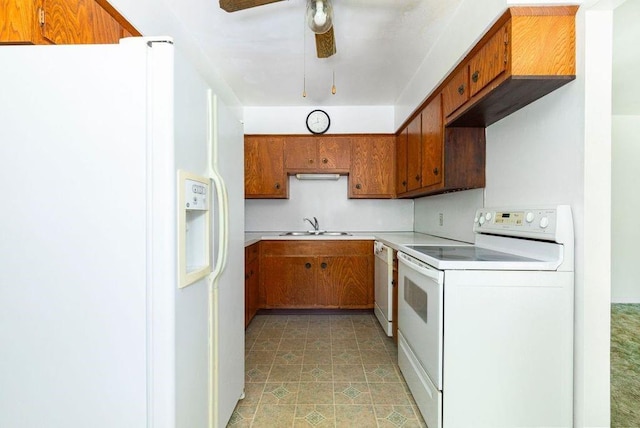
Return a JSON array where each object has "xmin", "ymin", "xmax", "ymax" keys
[{"xmin": 279, "ymin": 231, "xmax": 352, "ymax": 236}]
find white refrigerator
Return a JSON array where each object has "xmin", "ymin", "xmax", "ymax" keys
[{"xmin": 0, "ymin": 37, "xmax": 245, "ymax": 428}]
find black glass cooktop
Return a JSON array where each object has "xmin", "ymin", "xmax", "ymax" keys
[{"xmin": 403, "ymin": 245, "xmax": 541, "ymax": 262}]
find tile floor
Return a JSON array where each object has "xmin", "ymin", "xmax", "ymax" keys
[{"xmin": 228, "ymin": 312, "xmax": 427, "ymax": 427}]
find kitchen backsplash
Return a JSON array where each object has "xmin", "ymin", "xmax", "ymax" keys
[
  {"xmin": 245, "ymin": 176, "xmax": 414, "ymax": 232},
  {"xmin": 413, "ymin": 188, "xmax": 484, "ymax": 243}
]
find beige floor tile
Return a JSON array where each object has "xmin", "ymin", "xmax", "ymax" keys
[
  {"xmin": 268, "ymin": 364, "xmax": 302, "ymax": 382},
  {"xmin": 360, "ymin": 349, "xmax": 393, "ymax": 364},
  {"xmin": 297, "ymin": 382, "xmax": 335, "ymax": 405},
  {"xmin": 332, "ymin": 364, "xmax": 366, "ymax": 382},
  {"xmin": 294, "ymin": 404, "xmax": 336, "ymax": 427},
  {"xmin": 305, "ymin": 337, "xmax": 331, "ymax": 350},
  {"xmin": 363, "ymin": 364, "xmax": 402, "ymax": 383},
  {"xmin": 279, "ymin": 337, "xmax": 306, "ymax": 350},
  {"xmin": 261, "ymin": 382, "xmax": 299, "ymax": 405},
  {"xmin": 274, "ymin": 349, "xmax": 305, "ymax": 365},
  {"xmin": 252, "ymin": 404, "xmax": 296, "ymax": 427},
  {"xmin": 303, "ymin": 349, "xmax": 332, "ymax": 365},
  {"xmin": 332, "ymin": 349, "xmax": 362, "ymax": 365},
  {"xmin": 245, "ymin": 350, "xmax": 277, "ymax": 366},
  {"xmin": 245, "ymin": 364, "xmax": 271, "ymax": 383},
  {"xmin": 234, "ymin": 313, "xmax": 427, "ymax": 428},
  {"xmin": 334, "ymin": 382, "xmax": 372, "ymax": 405},
  {"xmin": 335, "ymin": 404, "xmax": 377, "ymax": 427},
  {"xmin": 300, "ymin": 364, "xmax": 333, "ymax": 382}
]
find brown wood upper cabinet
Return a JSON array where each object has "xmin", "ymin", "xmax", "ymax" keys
[
  {"xmin": 1, "ymin": 0, "xmax": 140, "ymax": 45},
  {"xmin": 284, "ymin": 136, "xmax": 350, "ymax": 172},
  {"xmin": 445, "ymin": 6, "xmax": 577, "ymax": 126},
  {"xmin": 245, "ymin": 135, "xmax": 287, "ymax": 198},
  {"xmin": 349, "ymin": 135, "xmax": 395, "ymax": 199},
  {"xmin": 395, "ymin": 128, "xmax": 409, "ymax": 195},
  {"xmin": 396, "ymin": 96, "xmax": 444, "ymax": 196}
]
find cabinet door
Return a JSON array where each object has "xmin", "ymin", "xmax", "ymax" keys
[
  {"xmin": 407, "ymin": 114, "xmax": 422, "ymax": 191},
  {"xmin": 318, "ymin": 137, "xmax": 350, "ymax": 170},
  {"xmin": 420, "ymin": 95, "xmax": 443, "ymax": 190},
  {"xmin": 396, "ymin": 128, "xmax": 408, "ymax": 195},
  {"xmin": 262, "ymin": 256, "xmax": 316, "ymax": 308},
  {"xmin": 245, "ymin": 136, "xmax": 287, "ymax": 198},
  {"xmin": 442, "ymin": 66, "xmax": 470, "ymax": 117},
  {"xmin": 349, "ymin": 135, "xmax": 394, "ymax": 198},
  {"xmin": 320, "ymin": 255, "xmax": 371, "ymax": 308},
  {"xmin": 284, "ymin": 136, "xmax": 316, "ymax": 170},
  {"xmin": 469, "ymin": 23, "xmax": 508, "ymax": 97},
  {"xmin": 42, "ymin": 0, "xmax": 121, "ymax": 44},
  {"xmin": 0, "ymin": 1, "xmax": 43, "ymax": 44}
]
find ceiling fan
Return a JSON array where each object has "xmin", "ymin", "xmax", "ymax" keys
[{"xmin": 219, "ymin": 0, "xmax": 337, "ymax": 58}]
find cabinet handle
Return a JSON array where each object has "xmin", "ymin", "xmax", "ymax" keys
[
  {"xmin": 472, "ymin": 71, "xmax": 479, "ymax": 83},
  {"xmin": 415, "ymin": 174, "xmax": 420, "ymax": 182},
  {"xmin": 305, "ymin": 262, "xmax": 312, "ymax": 269},
  {"xmin": 402, "ymin": 180, "xmax": 407, "ymax": 187},
  {"xmin": 391, "ymin": 279, "xmax": 396, "ymax": 286},
  {"xmin": 275, "ymin": 182, "xmax": 281, "ymax": 190},
  {"xmin": 457, "ymin": 84, "xmax": 465, "ymax": 95},
  {"xmin": 308, "ymin": 159, "xmax": 314, "ymax": 164},
  {"xmin": 355, "ymin": 183, "xmax": 362, "ymax": 190},
  {"xmin": 433, "ymin": 167, "xmax": 439, "ymax": 175},
  {"xmin": 321, "ymin": 262, "xmax": 327, "ymax": 269},
  {"xmin": 322, "ymin": 158, "xmax": 328, "ymax": 164}
]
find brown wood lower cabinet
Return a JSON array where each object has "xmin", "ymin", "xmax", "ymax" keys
[
  {"xmin": 245, "ymin": 243, "xmax": 259, "ymax": 327},
  {"xmin": 260, "ymin": 240, "xmax": 373, "ymax": 309}
]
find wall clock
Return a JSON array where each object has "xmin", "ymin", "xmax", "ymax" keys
[{"xmin": 306, "ymin": 109, "xmax": 330, "ymax": 134}]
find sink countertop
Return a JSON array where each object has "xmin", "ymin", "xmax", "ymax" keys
[{"xmin": 244, "ymin": 231, "xmax": 470, "ymax": 252}]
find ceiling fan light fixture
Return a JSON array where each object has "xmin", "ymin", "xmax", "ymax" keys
[{"xmin": 306, "ymin": 0, "xmax": 333, "ymax": 34}]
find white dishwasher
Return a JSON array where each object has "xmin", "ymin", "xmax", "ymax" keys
[{"xmin": 374, "ymin": 241, "xmax": 393, "ymax": 336}]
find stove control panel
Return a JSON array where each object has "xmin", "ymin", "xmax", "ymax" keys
[{"xmin": 473, "ymin": 205, "xmax": 573, "ymax": 243}]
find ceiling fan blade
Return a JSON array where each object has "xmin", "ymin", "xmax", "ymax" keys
[
  {"xmin": 315, "ymin": 27, "xmax": 337, "ymax": 58},
  {"xmin": 219, "ymin": 0, "xmax": 285, "ymax": 12}
]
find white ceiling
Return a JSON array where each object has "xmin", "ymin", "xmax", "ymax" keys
[{"xmin": 169, "ymin": 0, "xmax": 463, "ymax": 107}]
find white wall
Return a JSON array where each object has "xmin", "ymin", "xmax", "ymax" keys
[
  {"xmin": 245, "ymin": 176, "xmax": 413, "ymax": 232},
  {"xmin": 612, "ymin": 115, "xmax": 640, "ymax": 302},
  {"xmin": 611, "ymin": 0, "xmax": 640, "ymax": 303},
  {"xmin": 244, "ymin": 106, "xmax": 394, "ymax": 134},
  {"xmin": 413, "ymin": 189, "xmax": 484, "ymax": 243}
]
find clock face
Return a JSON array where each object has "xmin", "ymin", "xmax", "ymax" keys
[{"xmin": 306, "ymin": 109, "xmax": 330, "ymax": 134}]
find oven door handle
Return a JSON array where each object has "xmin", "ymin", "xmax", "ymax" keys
[{"xmin": 398, "ymin": 252, "xmax": 444, "ymax": 283}]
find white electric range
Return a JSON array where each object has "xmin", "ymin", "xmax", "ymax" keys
[{"xmin": 397, "ymin": 206, "xmax": 574, "ymax": 428}]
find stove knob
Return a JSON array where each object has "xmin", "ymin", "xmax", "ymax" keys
[
  {"xmin": 526, "ymin": 212, "xmax": 535, "ymax": 223},
  {"xmin": 540, "ymin": 216, "xmax": 549, "ymax": 229},
  {"xmin": 479, "ymin": 215, "xmax": 486, "ymax": 225},
  {"xmin": 485, "ymin": 212, "xmax": 492, "ymax": 221}
]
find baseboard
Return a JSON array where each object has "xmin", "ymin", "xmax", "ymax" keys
[{"xmin": 611, "ymin": 298, "xmax": 640, "ymax": 304}]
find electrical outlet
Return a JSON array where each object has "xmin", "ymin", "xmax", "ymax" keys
[{"xmin": 439, "ymin": 212, "xmax": 444, "ymax": 226}]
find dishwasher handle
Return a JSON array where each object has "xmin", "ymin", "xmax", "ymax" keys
[{"xmin": 398, "ymin": 252, "xmax": 444, "ymax": 283}]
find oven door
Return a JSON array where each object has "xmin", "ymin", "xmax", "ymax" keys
[{"xmin": 398, "ymin": 251, "xmax": 444, "ymax": 389}]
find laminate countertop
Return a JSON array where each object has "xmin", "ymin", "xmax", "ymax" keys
[{"xmin": 244, "ymin": 232, "xmax": 470, "ymax": 252}]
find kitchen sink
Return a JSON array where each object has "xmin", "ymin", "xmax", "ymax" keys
[{"xmin": 279, "ymin": 231, "xmax": 352, "ymax": 236}]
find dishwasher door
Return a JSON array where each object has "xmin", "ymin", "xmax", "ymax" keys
[{"xmin": 374, "ymin": 241, "xmax": 393, "ymax": 336}]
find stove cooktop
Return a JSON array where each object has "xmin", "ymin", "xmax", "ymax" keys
[{"xmin": 403, "ymin": 245, "xmax": 541, "ymax": 263}]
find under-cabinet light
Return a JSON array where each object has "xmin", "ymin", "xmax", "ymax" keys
[{"xmin": 295, "ymin": 173, "xmax": 340, "ymax": 180}]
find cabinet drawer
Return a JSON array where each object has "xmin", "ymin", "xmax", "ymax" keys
[
  {"xmin": 468, "ymin": 23, "xmax": 508, "ymax": 97},
  {"xmin": 442, "ymin": 67, "xmax": 469, "ymax": 117},
  {"xmin": 261, "ymin": 240, "xmax": 371, "ymax": 256}
]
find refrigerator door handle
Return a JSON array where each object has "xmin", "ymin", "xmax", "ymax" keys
[{"xmin": 207, "ymin": 90, "xmax": 229, "ymax": 286}]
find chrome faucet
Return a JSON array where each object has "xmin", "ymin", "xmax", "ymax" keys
[{"xmin": 303, "ymin": 216, "xmax": 320, "ymax": 232}]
